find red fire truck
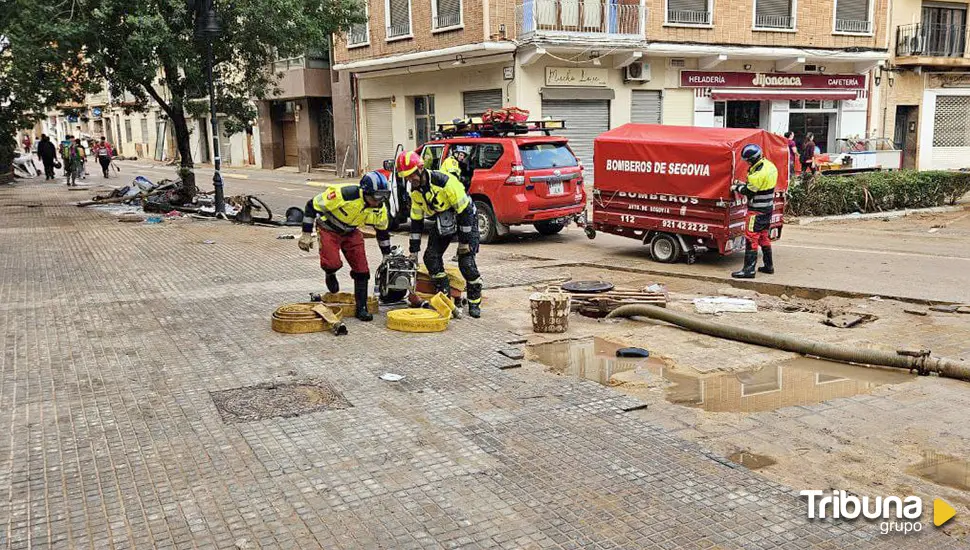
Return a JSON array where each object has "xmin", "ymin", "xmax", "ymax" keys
[{"xmin": 585, "ymin": 124, "xmax": 790, "ymax": 264}]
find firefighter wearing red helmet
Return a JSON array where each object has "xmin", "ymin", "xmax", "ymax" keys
[
  {"xmin": 396, "ymin": 150, "xmax": 484, "ymax": 318},
  {"xmin": 730, "ymin": 143, "xmax": 777, "ymax": 279},
  {"xmin": 298, "ymin": 171, "xmax": 394, "ymax": 321}
]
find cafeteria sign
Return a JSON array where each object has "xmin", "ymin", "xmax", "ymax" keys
[
  {"xmin": 680, "ymin": 71, "xmax": 865, "ymax": 89},
  {"xmin": 546, "ymin": 67, "xmax": 608, "ymax": 87}
]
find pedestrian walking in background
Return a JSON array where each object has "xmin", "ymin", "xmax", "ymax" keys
[
  {"xmin": 93, "ymin": 137, "xmax": 114, "ymax": 178},
  {"xmin": 800, "ymin": 133, "xmax": 817, "ymax": 176},
  {"xmin": 22, "ymin": 134, "xmax": 32, "ymax": 153},
  {"xmin": 60, "ymin": 135, "xmax": 73, "ymax": 177},
  {"xmin": 74, "ymin": 138, "xmax": 88, "ymax": 180},
  {"xmin": 36, "ymin": 135, "xmax": 57, "ymax": 180},
  {"xmin": 784, "ymin": 131, "xmax": 797, "ymax": 176}
]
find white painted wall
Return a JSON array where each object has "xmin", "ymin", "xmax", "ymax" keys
[{"xmin": 663, "ymin": 89, "xmax": 694, "ymax": 126}]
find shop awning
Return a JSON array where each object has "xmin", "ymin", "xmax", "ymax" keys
[{"xmin": 710, "ymin": 89, "xmax": 859, "ymax": 101}]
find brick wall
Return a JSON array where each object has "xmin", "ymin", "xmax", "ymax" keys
[
  {"xmin": 648, "ymin": 0, "xmax": 889, "ymax": 50},
  {"xmin": 333, "ymin": 0, "xmax": 492, "ymax": 63}
]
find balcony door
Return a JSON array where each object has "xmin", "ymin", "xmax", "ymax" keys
[
  {"xmin": 922, "ymin": 4, "xmax": 966, "ymax": 57},
  {"xmin": 535, "ymin": 0, "xmax": 605, "ymax": 31}
]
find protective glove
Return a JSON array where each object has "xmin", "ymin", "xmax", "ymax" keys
[
  {"xmin": 457, "ymin": 243, "xmax": 471, "ymax": 255},
  {"xmin": 730, "ymin": 182, "xmax": 746, "ymax": 194},
  {"xmin": 298, "ymin": 232, "xmax": 315, "ymax": 252}
]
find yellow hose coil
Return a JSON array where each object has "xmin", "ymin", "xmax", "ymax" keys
[{"xmin": 386, "ymin": 309, "xmax": 450, "ymax": 333}]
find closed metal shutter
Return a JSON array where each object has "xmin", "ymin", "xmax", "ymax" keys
[
  {"xmin": 462, "ymin": 89, "xmax": 503, "ymax": 117},
  {"xmin": 631, "ymin": 90, "xmax": 662, "ymax": 124},
  {"xmin": 364, "ymin": 98, "xmax": 393, "ymax": 171},
  {"xmin": 541, "ymin": 99, "xmax": 609, "ymax": 166}
]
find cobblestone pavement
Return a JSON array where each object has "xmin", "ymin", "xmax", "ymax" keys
[{"xmin": 0, "ymin": 182, "xmax": 963, "ymax": 549}]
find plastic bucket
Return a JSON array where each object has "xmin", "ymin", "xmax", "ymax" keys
[{"xmin": 530, "ymin": 292, "xmax": 570, "ymax": 333}]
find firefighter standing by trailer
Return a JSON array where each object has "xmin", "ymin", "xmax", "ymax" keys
[
  {"xmin": 396, "ymin": 151, "xmax": 484, "ymax": 318},
  {"xmin": 298, "ymin": 172, "xmax": 394, "ymax": 321},
  {"xmin": 730, "ymin": 144, "xmax": 777, "ymax": 279}
]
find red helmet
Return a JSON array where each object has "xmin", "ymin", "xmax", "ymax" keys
[{"xmin": 396, "ymin": 150, "xmax": 424, "ymax": 178}]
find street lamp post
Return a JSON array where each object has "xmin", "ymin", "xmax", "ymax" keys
[{"xmin": 202, "ymin": 8, "xmax": 226, "ymax": 215}]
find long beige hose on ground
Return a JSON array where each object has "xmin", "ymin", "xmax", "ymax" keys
[{"xmin": 606, "ymin": 304, "xmax": 970, "ymax": 382}]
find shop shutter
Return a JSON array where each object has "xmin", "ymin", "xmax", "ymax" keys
[
  {"xmin": 364, "ymin": 98, "xmax": 393, "ymax": 171},
  {"xmin": 835, "ymin": 0, "xmax": 868, "ymax": 23},
  {"xmin": 541, "ymin": 99, "xmax": 609, "ymax": 169},
  {"xmin": 631, "ymin": 90, "xmax": 662, "ymax": 124},
  {"xmin": 463, "ymin": 89, "xmax": 503, "ymax": 117}
]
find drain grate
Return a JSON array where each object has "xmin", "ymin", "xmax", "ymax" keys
[{"xmin": 210, "ymin": 380, "xmax": 351, "ymax": 423}]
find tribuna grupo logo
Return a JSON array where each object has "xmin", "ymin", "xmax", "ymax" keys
[{"xmin": 800, "ymin": 490, "xmax": 926, "ymax": 535}]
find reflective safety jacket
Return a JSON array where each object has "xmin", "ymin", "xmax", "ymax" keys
[
  {"xmin": 303, "ymin": 185, "xmax": 391, "ymax": 253},
  {"xmin": 740, "ymin": 158, "xmax": 778, "ymax": 214},
  {"xmin": 408, "ymin": 170, "xmax": 475, "ymax": 253}
]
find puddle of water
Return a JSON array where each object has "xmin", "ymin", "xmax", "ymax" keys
[
  {"xmin": 728, "ymin": 451, "xmax": 776, "ymax": 470},
  {"xmin": 525, "ymin": 338, "xmax": 915, "ymax": 413},
  {"xmin": 910, "ymin": 452, "xmax": 970, "ymax": 492}
]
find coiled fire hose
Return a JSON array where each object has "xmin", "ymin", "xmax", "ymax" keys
[{"xmin": 606, "ymin": 304, "xmax": 970, "ymax": 382}]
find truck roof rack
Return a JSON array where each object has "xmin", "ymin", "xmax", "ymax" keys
[{"xmin": 435, "ymin": 119, "xmax": 566, "ymax": 138}]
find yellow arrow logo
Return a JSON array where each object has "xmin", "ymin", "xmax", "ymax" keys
[{"xmin": 934, "ymin": 499, "xmax": 956, "ymax": 527}]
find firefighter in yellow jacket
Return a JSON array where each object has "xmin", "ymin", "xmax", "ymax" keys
[
  {"xmin": 396, "ymin": 150, "xmax": 483, "ymax": 318},
  {"xmin": 298, "ymin": 172, "xmax": 393, "ymax": 321},
  {"xmin": 730, "ymin": 144, "xmax": 777, "ymax": 279}
]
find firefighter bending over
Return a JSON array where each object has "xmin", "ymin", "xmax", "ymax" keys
[
  {"xmin": 731, "ymin": 144, "xmax": 777, "ymax": 279},
  {"xmin": 298, "ymin": 172, "xmax": 393, "ymax": 321},
  {"xmin": 396, "ymin": 151, "xmax": 484, "ymax": 318}
]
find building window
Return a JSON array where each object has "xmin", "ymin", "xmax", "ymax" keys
[
  {"xmin": 386, "ymin": 0, "xmax": 412, "ymax": 39},
  {"xmin": 432, "ymin": 0, "xmax": 462, "ymax": 30},
  {"xmin": 348, "ymin": 4, "xmax": 370, "ymax": 46},
  {"xmin": 140, "ymin": 118, "xmax": 149, "ymax": 143},
  {"xmin": 666, "ymin": 0, "xmax": 712, "ymax": 25},
  {"xmin": 754, "ymin": 0, "xmax": 795, "ymax": 30},
  {"xmin": 414, "ymin": 95, "xmax": 435, "ymax": 147},
  {"xmin": 124, "ymin": 119, "xmax": 133, "ymax": 142},
  {"xmin": 834, "ymin": 0, "xmax": 872, "ymax": 33}
]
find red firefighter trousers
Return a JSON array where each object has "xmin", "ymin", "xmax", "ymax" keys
[
  {"xmin": 744, "ymin": 211, "xmax": 772, "ymax": 251},
  {"xmin": 318, "ymin": 227, "xmax": 369, "ymax": 274}
]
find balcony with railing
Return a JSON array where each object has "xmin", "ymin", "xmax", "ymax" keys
[
  {"xmin": 834, "ymin": 18, "xmax": 872, "ymax": 34},
  {"xmin": 387, "ymin": 21, "xmax": 412, "ymax": 39},
  {"xmin": 896, "ymin": 22, "xmax": 969, "ymax": 65},
  {"xmin": 433, "ymin": 10, "xmax": 462, "ymax": 30},
  {"xmin": 517, "ymin": 0, "xmax": 647, "ymax": 43},
  {"xmin": 270, "ymin": 52, "xmax": 332, "ymax": 99},
  {"xmin": 754, "ymin": 14, "xmax": 794, "ymax": 30},
  {"xmin": 667, "ymin": 9, "xmax": 710, "ymax": 25}
]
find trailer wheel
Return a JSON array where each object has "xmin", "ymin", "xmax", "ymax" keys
[
  {"xmin": 649, "ymin": 233, "xmax": 682, "ymax": 263},
  {"xmin": 584, "ymin": 226, "xmax": 596, "ymax": 240}
]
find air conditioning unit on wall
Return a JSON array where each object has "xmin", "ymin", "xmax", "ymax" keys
[{"xmin": 625, "ymin": 62, "xmax": 651, "ymax": 82}]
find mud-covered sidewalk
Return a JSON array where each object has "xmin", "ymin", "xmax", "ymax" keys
[{"xmin": 0, "ymin": 181, "xmax": 966, "ymax": 549}]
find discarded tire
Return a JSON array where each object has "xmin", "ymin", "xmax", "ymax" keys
[{"xmin": 386, "ymin": 309, "xmax": 449, "ymax": 333}]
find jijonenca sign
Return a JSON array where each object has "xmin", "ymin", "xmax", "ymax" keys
[
  {"xmin": 681, "ymin": 71, "xmax": 865, "ymax": 89},
  {"xmin": 545, "ymin": 67, "xmax": 608, "ymax": 87}
]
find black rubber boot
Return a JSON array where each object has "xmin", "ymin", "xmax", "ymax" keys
[
  {"xmin": 466, "ymin": 282, "xmax": 482, "ymax": 318},
  {"xmin": 731, "ymin": 251, "xmax": 758, "ymax": 279},
  {"xmin": 758, "ymin": 246, "xmax": 774, "ymax": 274},
  {"xmin": 352, "ymin": 272, "xmax": 373, "ymax": 321},
  {"xmin": 432, "ymin": 274, "xmax": 451, "ymax": 298},
  {"xmin": 325, "ymin": 272, "xmax": 340, "ymax": 294}
]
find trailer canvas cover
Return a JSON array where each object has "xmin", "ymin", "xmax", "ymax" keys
[{"xmin": 593, "ymin": 124, "xmax": 790, "ymax": 200}]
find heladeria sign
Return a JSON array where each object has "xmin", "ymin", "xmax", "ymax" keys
[{"xmin": 680, "ymin": 70, "xmax": 866, "ymax": 89}]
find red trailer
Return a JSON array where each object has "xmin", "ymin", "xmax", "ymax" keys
[{"xmin": 585, "ymin": 124, "xmax": 790, "ymax": 264}]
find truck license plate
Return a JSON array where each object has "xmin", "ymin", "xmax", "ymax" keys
[{"xmin": 548, "ymin": 182, "xmax": 564, "ymax": 195}]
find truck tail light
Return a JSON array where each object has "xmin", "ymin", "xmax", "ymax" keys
[{"xmin": 506, "ymin": 164, "xmax": 525, "ymax": 185}]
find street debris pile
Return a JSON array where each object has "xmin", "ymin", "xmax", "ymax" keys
[
  {"xmin": 541, "ymin": 280, "xmax": 669, "ymax": 320},
  {"xmin": 76, "ymin": 175, "xmax": 298, "ymax": 225}
]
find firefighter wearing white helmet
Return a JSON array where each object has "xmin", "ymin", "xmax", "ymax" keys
[{"xmin": 730, "ymin": 143, "xmax": 777, "ymax": 279}]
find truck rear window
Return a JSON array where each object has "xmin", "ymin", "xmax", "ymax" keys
[{"xmin": 518, "ymin": 143, "xmax": 578, "ymax": 169}]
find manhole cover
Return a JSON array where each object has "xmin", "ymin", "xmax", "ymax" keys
[
  {"xmin": 210, "ymin": 380, "xmax": 351, "ymax": 423},
  {"xmin": 561, "ymin": 280, "xmax": 614, "ymax": 293}
]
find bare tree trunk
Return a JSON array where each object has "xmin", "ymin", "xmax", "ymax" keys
[{"xmin": 169, "ymin": 106, "xmax": 198, "ymax": 203}]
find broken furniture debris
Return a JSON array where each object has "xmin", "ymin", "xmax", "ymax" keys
[{"xmin": 545, "ymin": 281, "xmax": 667, "ymax": 318}]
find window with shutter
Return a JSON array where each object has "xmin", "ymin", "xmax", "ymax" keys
[
  {"xmin": 835, "ymin": 0, "xmax": 871, "ymax": 33},
  {"xmin": 386, "ymin": 0, "xmax": 411, "ymax": 38},
  {"xmin": 754, "ymin": 0, "xmax": 794, "ymax": 29},
  {"xmin": 667, "ymin": 0, "xmax": 711, "ymax": 25},
  {"xmin": 433, "ymin": 0, "xmax": 462, "ymax": 29},
  {"xmin": 348, "ymin": 4, "xmax": 369, "ymax": 46}
]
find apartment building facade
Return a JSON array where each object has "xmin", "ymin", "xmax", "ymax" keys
[
  {"xmin": 332, "ymin": 0, "xmax": 890, "ymax": 173},
  {"xmin": 878, "ymin": 0, "xmax": 970, "ymax": 170}
]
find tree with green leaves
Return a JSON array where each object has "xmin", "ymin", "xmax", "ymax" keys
[
  {"xmin": 77, "ymin": 0, "xmax": 363, "ymax": 197},
  {"xmin": 0, "ymin": 2, "xmax": 95, "ymax": 178}
]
